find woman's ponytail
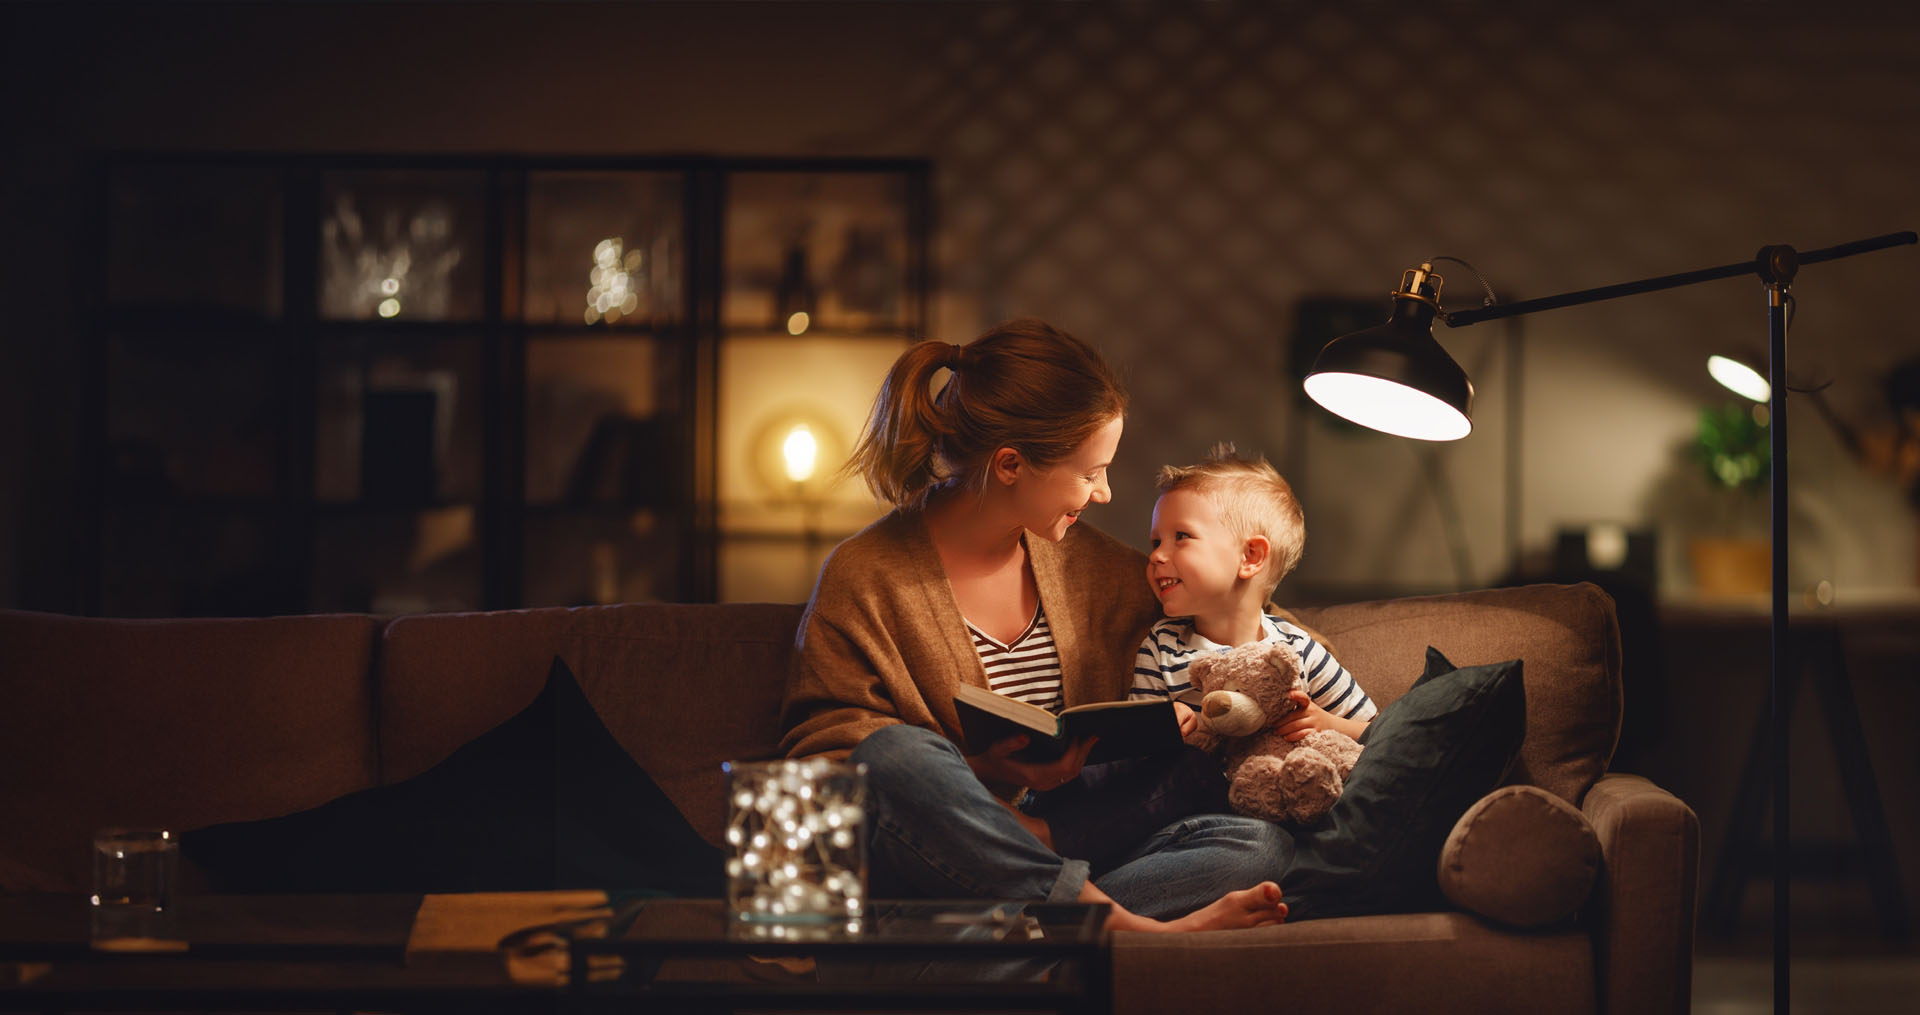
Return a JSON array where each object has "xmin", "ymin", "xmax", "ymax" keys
[
  {"xmin": 847, "ymin": 319, "xmax": 1126, "ymax": 509},
  {"xmin": 845, "ymin": 339, "xmax": 956, "ymax": 507}
]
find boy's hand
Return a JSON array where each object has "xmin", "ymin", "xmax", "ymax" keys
[
  {"xmin": 1277, "ymin": 690, "xmax": 1370, "ymax": 742},
  {"xmin": 1173, "ymin": 701, "xmax": 1199, "ymax": 737}
]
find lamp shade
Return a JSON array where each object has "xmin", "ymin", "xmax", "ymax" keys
[{"xmin": 1303, "ymin": 280, "xmax": 1475, "ymax": 441}]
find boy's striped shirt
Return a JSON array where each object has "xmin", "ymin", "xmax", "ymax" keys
[{"xmin": 1130, "ymin": 613, "xmax": 1377, "ymax": 722}]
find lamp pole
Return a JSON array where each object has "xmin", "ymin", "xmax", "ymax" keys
[{"xmin": 1309, "ymin": 230, "xmax": 1916, "ymax": 1013}]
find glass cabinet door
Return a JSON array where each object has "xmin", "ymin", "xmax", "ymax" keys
[
  {"xmin": 717, "ymin": 170, "xmax": 921, "ymax": 603},
  {"xmin": 317, "ymin": 171, "xmax": 487, "ymax": 323},
  {"xmin": 520, "ymin": 171, "xmax": 691, "ymax": 607},
  {"xmin": 309, "ymin": 334, "xmax": 487, "ymax": 613},
  {"xmin": 305, "ymin": 169, "xmax": 490, "ymax": 614}
]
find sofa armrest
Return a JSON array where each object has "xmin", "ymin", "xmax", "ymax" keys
[{"xmin": 1583, "ymin": 772, "xmax": 1699, "ymax": 1015}]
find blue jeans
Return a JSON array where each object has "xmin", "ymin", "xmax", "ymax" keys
[
  {"xmin": 851, "ymin": 724, "xmax": 1292, "ymax": 921},
  {"xmin": 1022, "ymin": 745, "xmax": 1231, "ymax": 874}
]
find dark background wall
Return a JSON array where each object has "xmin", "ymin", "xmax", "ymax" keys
[{"xmin": 7, "ymin": 0, "xmax": 1920, "ymax": 613}]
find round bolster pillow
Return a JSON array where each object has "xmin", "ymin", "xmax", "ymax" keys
[{"xmin": 1437, "ymin": 784, "xmax": 1602, "ymax": 928}]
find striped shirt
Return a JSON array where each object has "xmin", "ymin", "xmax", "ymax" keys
[
  {"xmin": 1129, "ymin": 614, "xmax": 1378, "ymax": 722},
  {"xmin": 966, "ymin": 607, "xmax": 1064, "ymax": 711}
]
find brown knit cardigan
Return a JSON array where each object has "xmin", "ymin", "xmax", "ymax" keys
[{"xmin": 779, "ymin": 507, "xmax": 1163, "ymax": 761}]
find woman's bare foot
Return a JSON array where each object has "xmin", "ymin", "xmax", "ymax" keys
[{"xmin": 1091, "ymin": 881, "xmax": 1287, "ymax": 933}]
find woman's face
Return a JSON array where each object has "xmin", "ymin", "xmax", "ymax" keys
[{"xmin": 1008, "ymin": 414, "xmax": 1123, "ymax": 542}]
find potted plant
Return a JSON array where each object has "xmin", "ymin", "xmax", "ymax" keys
[{"xmin": 1687, "ymin": 401, "xmax": 1771, "ymax": 596}]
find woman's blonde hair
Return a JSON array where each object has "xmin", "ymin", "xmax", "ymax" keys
[
  {"xmin": 847, "ymin": 318, "xmax": 1127, "ymax": 508},
  {"xmin": 1155, "ymin": 442, "xmax": 1305, "ymax": 596}
]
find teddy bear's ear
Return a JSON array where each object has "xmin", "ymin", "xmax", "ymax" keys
[{"xmin": 1187, "ymin": 655, "xmax": 1213, "ymax": 691}]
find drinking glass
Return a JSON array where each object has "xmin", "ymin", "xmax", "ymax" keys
[{"xmin": 90, "ymin": 827, "xmax": 180, "ymax": 949}]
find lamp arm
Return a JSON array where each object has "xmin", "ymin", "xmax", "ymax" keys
[{"xmin": 1439, "ymin": 231, "xmax": 1917, "ymax": 329}]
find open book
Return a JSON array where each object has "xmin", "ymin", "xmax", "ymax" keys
[{"xmin": 953, "ymin": 684, "xmax": 1182, "ymax": 766}]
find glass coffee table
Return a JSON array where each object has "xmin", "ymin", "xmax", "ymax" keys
[{"xmin": 567, "ymin": 898, "xmax": 1111, "ymax": 1014}]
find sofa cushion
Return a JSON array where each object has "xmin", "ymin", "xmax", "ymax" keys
[
  {"xmin": 1289, "ymin": 582, "xmax": 1620, "ymax": 804},
  {"xmin": 182, "ymin": 655, "xmax": 720, "ymax": 896},
  {"xmin": 1281, "ymin": 648, "xmax": 1526, "ymax": 921},
  {"xmin": 1112, "ymin": 911, "xmax": 1595, "ymax": 1015},
  {"xmin": 1438, "ymin": 784, "xmax": 1601, "ymax": 928},
  {"xmin": 0, "ymin": 609, "xmax": 380, "ymax": 892}
]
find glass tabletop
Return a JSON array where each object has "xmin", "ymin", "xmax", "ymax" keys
[
  {"xmin": 568, "ymin": 899, "xmax": 1113, "ymax": 1013},
  {"xmin": 612, "ymin": 898, "xmax": 1108, "ymax": 950}
]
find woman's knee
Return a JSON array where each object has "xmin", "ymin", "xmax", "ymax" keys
[
  {"xmin": 852, "ymin": 723, "xmax": 951, "ymax": 766},
  {"xmin": 850, "ymin": 723, "xmax": 966, "ymax": 796}
]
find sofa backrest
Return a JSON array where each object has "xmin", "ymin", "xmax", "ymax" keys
[
  {"xmin": 1290, "ymin": 582, "xmax": 1622, "ymax": 804},
  {"xmin": 375, "ymin": 601, "xmax": 804, "ymax": 848},
  {"xmin": 0, "ymin": 609, "xmax": 382, "ymax": 892},
  {"xmin": 376, "ymin": 606, "xmax": 578, "ymax": 785},
  {"xmin": 561, "ymin": 602, "xmax": 805, "ymax": 847}
]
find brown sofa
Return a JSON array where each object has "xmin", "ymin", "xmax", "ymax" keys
[{"xmin": 0, "ymin": 583, "xmax": 1697, "ymax": 1014}]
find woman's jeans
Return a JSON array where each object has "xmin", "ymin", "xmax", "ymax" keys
[{"xmin": 849, "ymin": 724, "xmax": 1291, "ymax": 921}]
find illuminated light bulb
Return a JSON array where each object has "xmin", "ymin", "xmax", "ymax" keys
[
  {"xmin": 1708, "ymin": 354, "xmax": 1770, "ymax": 402},
  {"xmin": 380, "ymin": 277, "xmax": 400, "ymax": 296},
  {"xmin": 378, "ymin": 298, "xmax": 401, "ymax": 318},
  {"xmin": 624, "ymin": 249, "xmax": 644, "ymax": 271},
  {"xmin": 620, "ymin": 293, "xmax": 638, "ymax": 315},
  {"xmin": 782, "ymin": 425, "xmax": 818, "ymax": 483},
  {"xmin": 786, "ymin": 311, "xmax": 810, "ymax": 336}
]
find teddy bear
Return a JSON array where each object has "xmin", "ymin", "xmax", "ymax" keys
[{"xmin": 1184, "ymin": 638, "xmax": 1365, "ymax": 825}]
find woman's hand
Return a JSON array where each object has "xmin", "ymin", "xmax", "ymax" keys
[
  {"xmin": 1277, "ymin": 690, "xmax": 1371, "ymax": 742},
  {"xmin": 967, "ymin": 733, "xmax": 1099, "ymax": 790}
]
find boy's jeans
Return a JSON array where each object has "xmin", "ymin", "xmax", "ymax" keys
[{"xmin": 849, "ymin": 724, "xmax": 1291, "ymax": 921}]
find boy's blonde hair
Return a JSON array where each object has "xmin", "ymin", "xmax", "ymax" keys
[{"xmin": 1155, "ymin": 442, "xmax": 1305, "ymax": 597}]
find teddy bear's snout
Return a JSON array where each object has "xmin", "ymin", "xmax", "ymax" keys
[{"xmin": 1201, "ymin": 689, "xmax": 1267, "ymax": 737}]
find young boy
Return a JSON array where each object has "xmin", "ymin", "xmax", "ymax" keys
[{"xmin": 1131, "ymin": 443, "xmax": 1376, "ymax": 742}]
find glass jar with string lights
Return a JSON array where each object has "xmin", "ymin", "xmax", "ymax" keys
[{"xmin": 722, "ymin": 758, "xmax": 868, "ymax": 938}]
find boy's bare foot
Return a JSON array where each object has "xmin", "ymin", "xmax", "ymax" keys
[{"xmin": 1101, "ymin": 881, "xmax": 1287, "ymax": 933}]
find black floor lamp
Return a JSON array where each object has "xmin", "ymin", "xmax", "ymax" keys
[{"xmin": 1300, "ymin": 230, "xmax": 1917, "ymax": 1014}]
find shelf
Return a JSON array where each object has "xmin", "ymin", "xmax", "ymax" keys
[{"xmin": 88, "ymin": 154, "xmax": 929, "ymax": 615}]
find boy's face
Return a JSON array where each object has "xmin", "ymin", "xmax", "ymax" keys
[{"xmin": 1146, "ymin": 486, "xmax": 1252, "ymax": 620}]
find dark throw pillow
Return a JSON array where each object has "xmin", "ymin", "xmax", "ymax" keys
[
  {"xmin": 183, "ymin": 655, "xmax": 721, "ymax": 897},
  {"xmin": 1280, "ymin": 646, "xmax": 1526, "ymax": 921}
]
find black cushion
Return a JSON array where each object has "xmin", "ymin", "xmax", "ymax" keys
[
  {"xmin": 183, "ymin": 655, "xmax": 721, "ymax": 897},
  {"xmin": 1280, "ymin": 647, "xmax": 1526, "ymax": 921}
]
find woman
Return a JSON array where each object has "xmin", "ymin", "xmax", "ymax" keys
[{"xmin": 779, "ymin": 318, "xmax": 1287, "ymax": 932}]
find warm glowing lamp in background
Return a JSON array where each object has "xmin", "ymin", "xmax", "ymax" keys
[
  {"xmin": 781, "ymin": 423, "xmax": 819, "ymax": 485},
  {"xmin": 1301, "ymin": 230, "xmax": 1917, "ymax": 1015},
  {"xmin": 752, "ymin": 412, "xmax": 842, "ymax": 587}
]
